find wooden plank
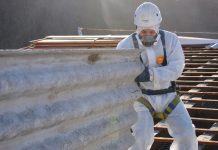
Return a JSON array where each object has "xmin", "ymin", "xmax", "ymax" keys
[
  {"xmin": 182, "ymin": 72, "xmax": 218, "ymax": 75},
  {"xmin": 184, "ymin": 50, "xmax": 218, "ymax": 53},
  {"xmin": 185, "ymin": 63, "xmax": 218, "ymax": 67},
  {"xmin": 45, "ymin": 35, "xmax": 128, "ymax": 39},
  {"xmin": 191, "ymin": 117, "xmax": 218, "ymax": 123},
  {"xmin": 181, "ymin": 97, "xmax": 218, "ymax": 103},
  {"xmin": 187, "ymin": 107, "xmax": 218, "ymax": 114},
  {"xmin": 178, "ymin": 85, "xmax": 218, "ymax": 90},
  {"xmin": 176, "ymin": 80, "xmax": 218, "ymax": 83},
  {"xmin": 185, "ymin": 53, "xmax": 218, "ymax": 56},
  {"xmin": 154, "ymin": 137, "xmax": 218, "ymax": 145},
  {"xmin": 185, "ymin": 60, "xmax": 218, "ymax": 63},
  {"xmin": 179, "ymin": 91, "xmax": 218, "ymax": 96},
  {"xmin": 34, "ymin": 39, "xmax": 120, "ymax": 44},
  {"xmin": 154, "ymin": 126, "xmax": 218, "ymax": 134},
  {"xmin": 183, "ymin": 68, "xmax": 218, "ymax": 72},
  {"xmin": 33, "ymin": 44, "xmax": 117, "ymax": 48},
  {"xmin": 176, "ymin": 80, "xmax": 218, "ymax": 85},
  {"xmin": 198, "ymin": 123, "xmax": 218, "ymax": 149},
  {"xmin": 185, "ymin": 56, "xmax": 218, "ymax": 59},
  {"xmin": 178, "ymin": 76, "xmax": 218, "ymax": 80}
]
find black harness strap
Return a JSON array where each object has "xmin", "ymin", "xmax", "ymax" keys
[
  {"xmin": 132, "ymin": 33, "xmax": 139, "ymax": 49},
  {"xmin": 132, "ymin": 33, "xmax": 143, "ymax": 63},
  {"xmin": 141, "ymin": 83, "xmax": 176, "ymax": 95},
  {"xmin": 132, "ymin": 30, "xmax": 167, "ymax": 65},
  {"xmin": 159, "ymin": 30, "xmax": 168, "ymax": 66}
]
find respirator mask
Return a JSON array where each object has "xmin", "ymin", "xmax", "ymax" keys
[{"xmin": 139, "ymin": 34, "xmax": 159, "ymax": 47}]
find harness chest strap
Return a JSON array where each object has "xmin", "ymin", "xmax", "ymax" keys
[
  {"xmin": 132, "ymin": 32, "xmax": 139, "ymax": 49},
  {"xmin": 136, "ymin": 95, "xmax": 181, "ymax": 120},
  {"xmin": 131, "ymin": 30, "xmax": 167, "ymax": 66}
]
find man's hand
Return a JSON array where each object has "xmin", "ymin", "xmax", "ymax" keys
[{"xmin": 135, "ymin": 67, "xmax": 150, "ymax": 82}]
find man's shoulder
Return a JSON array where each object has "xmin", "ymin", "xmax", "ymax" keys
[
  {"xmin": 160, "ymin": 30, "xmax": 182, "ymax": 50},
  {"xmin": 116, "ymin": 34, "xmax": 135, "ymax": 49},
  {"xmin": 160, "ymin": 30, "xmax": 178, "ymax": 40}
]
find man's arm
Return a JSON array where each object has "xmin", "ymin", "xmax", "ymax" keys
[
  {"xmin": 150, "ymin": 36, "xmax": 185, "ymax": 83},
  {"xmin": 116, "ymin": 36, "xmax": 135, "ymax": 49}
]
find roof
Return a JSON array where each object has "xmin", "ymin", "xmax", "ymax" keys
[
  {"xmin": 152, "ymin": 46, "xmax": 218, "ymax": 150},
  {"xmin": 179, "ymin": 36, "xmax": 218, "ymax": 45}
]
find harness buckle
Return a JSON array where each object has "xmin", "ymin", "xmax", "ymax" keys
[
  {"xmin": 154, "ymin": 112, "xmax": 168, "ymax": 120},
  {"xmin": 136, "ymin": 95, "xmax": 181, "ymax": 121}
]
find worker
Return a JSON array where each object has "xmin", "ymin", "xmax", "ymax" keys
[{"xmin": 116, "ymin": 2, "xmax": 198, "ymax": 150}]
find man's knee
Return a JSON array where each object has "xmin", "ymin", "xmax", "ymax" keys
[
  {"xmin": 170, "ymin": 124, "xmax": 198, "ymax": 150},
  {"xmin": 177, "ymin": 124, "xmax": 197, "ymax": 141}
]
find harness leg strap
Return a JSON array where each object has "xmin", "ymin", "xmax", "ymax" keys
[
  {"xmin": 136, "ymin": 95, "xmax": 181, "ymax": 121},
  {"xmin": 164, "ymin": 95, "xmax": 181, "ymax": 116},
  {"xmin": 137, "ymin": 97, "xmax": 155, "ymax": 116}
]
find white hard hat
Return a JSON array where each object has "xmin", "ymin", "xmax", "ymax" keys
[{"xmin": 134, "ymin": 2, "xmax": 162, "ymax": 27}]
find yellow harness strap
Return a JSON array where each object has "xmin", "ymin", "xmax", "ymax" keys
[{"xmin": 137, "ymin": 95, "xmax": 181, "ymax": 120}]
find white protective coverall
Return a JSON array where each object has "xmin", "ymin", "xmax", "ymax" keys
[{"xmin": 116, "ymin": 30, "xmax": 198, "ymax": 150}]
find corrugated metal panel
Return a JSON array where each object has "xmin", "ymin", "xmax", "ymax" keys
[{"xmin": 0, "ymin": 49, "xmax": 143, "ymax": 150}]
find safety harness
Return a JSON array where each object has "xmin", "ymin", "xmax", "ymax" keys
[
  {"xmin": 137, "ymin": 95, "xmax": 180, "ymax": 120},
  {"xmin": 132, "ymin": 30, "xmax": 180, "ymax": 120}
]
